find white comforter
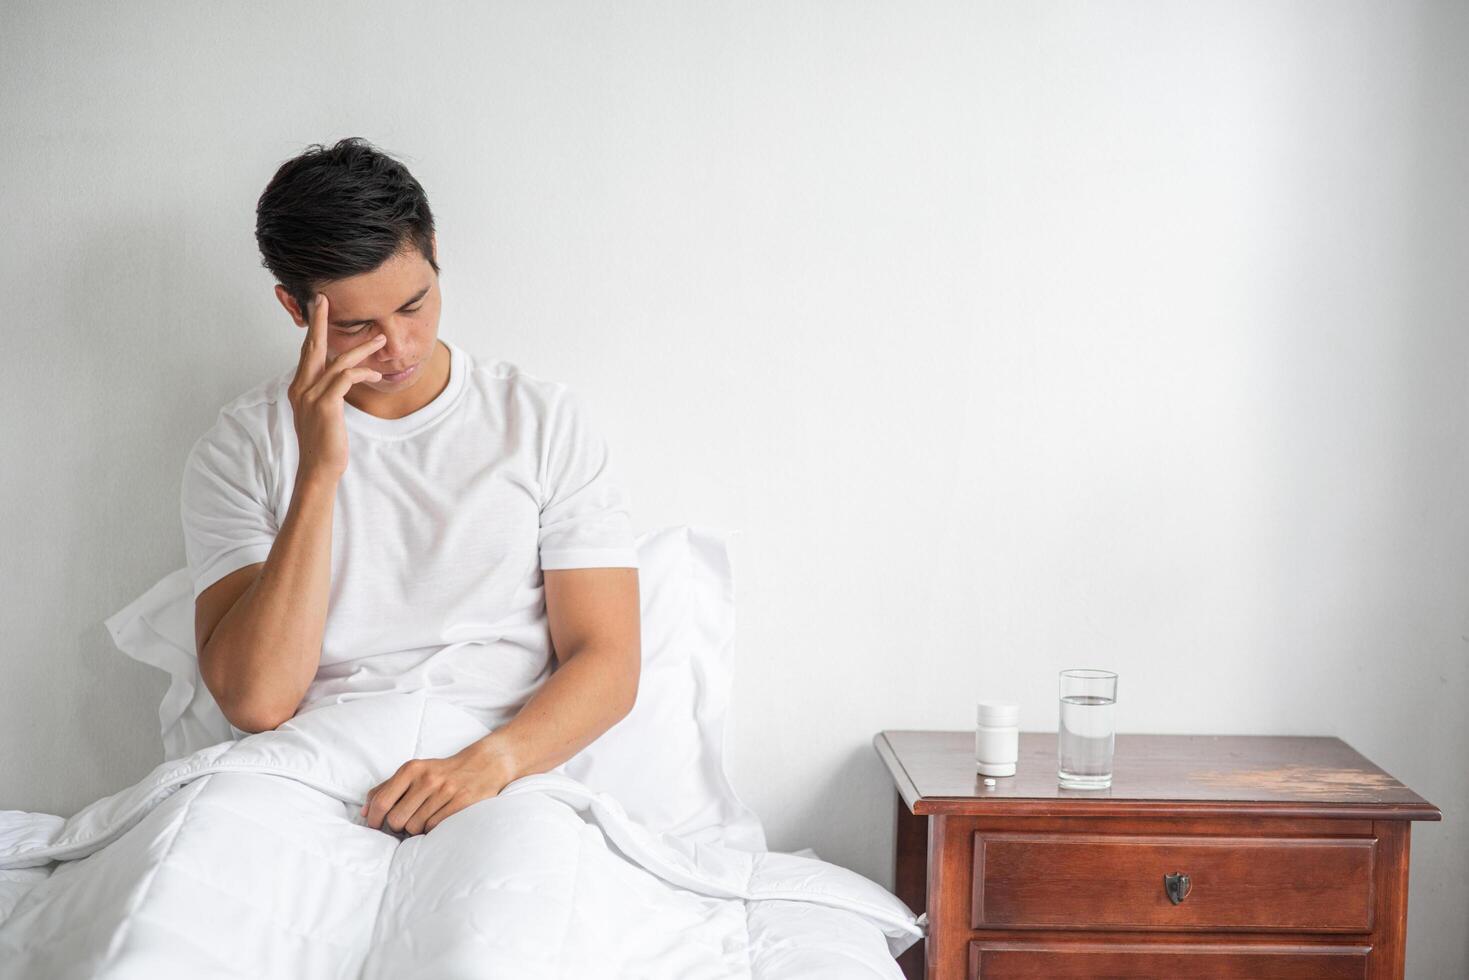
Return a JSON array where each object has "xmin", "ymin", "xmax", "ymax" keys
[{"xmin": 0, "ymin": 692, "xmax": 921, "ymax": 979}]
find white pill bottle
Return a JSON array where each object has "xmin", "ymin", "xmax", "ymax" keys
[{"xmin": 975, "ymin": 701, "xmax": 1020, "ymax": 777}]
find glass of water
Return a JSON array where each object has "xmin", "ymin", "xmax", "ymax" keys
[{"xmin": 1057, "ymin": 668, "xmax": 1118, "ymax": 789}]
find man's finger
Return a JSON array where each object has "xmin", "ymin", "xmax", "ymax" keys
[
  {"xmin": 316, "ymin": 332, "xmax": 386, "ymax": 387},
  {"xmin": 383, "ymin": 778, "xmax": 438, "ymax": 834},
  {"xmin": 424, "ymin": 794, "xmax": 470, "ymax": 834},
  {"xmin": 365, "ymin": 768, "xmax": 412, "ymax": 829},
  {"xmin": 407, "ymin": 786, "xmax": 457, "ymax": 836},
  {"xmin": 307, "ymin": 292, "xmax": 328, "ymax": 376}
]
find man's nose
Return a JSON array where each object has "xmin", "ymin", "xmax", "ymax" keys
[{"xmin": 373, "ymin": 326, "xmax": 413, "ymax": 363}]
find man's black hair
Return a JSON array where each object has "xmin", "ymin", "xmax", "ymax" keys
[{"xmin": 255, "ymin": 137, "xmax": 440, "ymax": 316}]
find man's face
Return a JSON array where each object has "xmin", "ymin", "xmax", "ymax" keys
[{"xmin": 279, "ymin": 240, "xmax": 442, "ymax": 396}]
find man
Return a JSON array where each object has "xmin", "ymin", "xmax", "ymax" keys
[{"xmin": 183, "ymin": 137, "xmax": 641, "ymax": 838}]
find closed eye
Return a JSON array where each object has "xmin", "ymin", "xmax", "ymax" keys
[{"xmin": 338, "ymin": 305, "xmax": 424, "ymax": 334}]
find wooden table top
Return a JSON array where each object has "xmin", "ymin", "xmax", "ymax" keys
[{"xmin": 874, "ymin": 730, "xmax": 1442, "ymax": 820}]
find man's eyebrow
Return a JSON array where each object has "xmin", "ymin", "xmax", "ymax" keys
[{"xmin": 328, "ymin": 285, "xmax": 431, "ymax": 328}]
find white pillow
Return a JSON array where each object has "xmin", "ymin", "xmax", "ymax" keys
[
  {"xmin": 104, "ymin": 524, "xmax": 767, "ymax": 852},
  {"xmin": 103, "ymin": 566, "xmax": 241, "ymax": 759},
  {"xmin": 559, "ymin": 526, "xmax": 766, "ymax": 851}
]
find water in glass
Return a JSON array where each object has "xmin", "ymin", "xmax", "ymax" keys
[{"xmin": 1058, "ymin": 694, "xmax": 1115, "ymax": 789}]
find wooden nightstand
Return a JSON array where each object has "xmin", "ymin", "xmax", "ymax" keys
[{"xmin": 874, "ymin": 731, "xmax": 1440, "ymax": 980}]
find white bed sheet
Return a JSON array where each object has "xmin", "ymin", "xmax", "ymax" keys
[{"xmin": 0, "ymin": 692, "xmax": 921, "ymax": 979}]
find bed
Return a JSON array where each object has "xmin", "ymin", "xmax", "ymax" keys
[{"xmin": 0, "ymin": 526, "xmax": 922, "ymax": 978}]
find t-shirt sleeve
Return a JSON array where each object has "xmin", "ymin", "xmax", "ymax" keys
[
  {"xmin": 536, "ymin": 385, "xmax": 639, "ymax": 570},
  {"xmin": 179, "ymin": 414, "xmax": 279, "ymax": 600}
]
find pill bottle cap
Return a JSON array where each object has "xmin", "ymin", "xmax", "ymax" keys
[{"xmin": 976, "ymin": 701, "xmax": 1019, "ymax": 727}]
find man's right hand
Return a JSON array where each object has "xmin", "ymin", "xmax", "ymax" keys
[{"xmin": 288, "ymin": 292, "xmax": 385, "ymax": 482}]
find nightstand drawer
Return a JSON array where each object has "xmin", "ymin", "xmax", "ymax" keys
[
  {"xmin": 971, "ymin": 833, "xmax": 1375, "ymax": 932},
  {"xmin": 969, "ymin": 941, "xmax": 1370, "ymax": 979}
]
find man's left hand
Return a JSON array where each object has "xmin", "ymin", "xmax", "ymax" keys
[{"xmin": 361, "ymin": 737, "xmax": 519, "ymax": 836}]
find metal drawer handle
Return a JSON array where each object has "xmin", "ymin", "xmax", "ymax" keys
[{"xmin": 1164, "ymin": 872, "xmax": 1192, "ymax": 905}]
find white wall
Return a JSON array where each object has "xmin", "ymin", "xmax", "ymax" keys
[{"xmin": 3, "ymin": 1, "xmax": 1464, "ymax": 974}]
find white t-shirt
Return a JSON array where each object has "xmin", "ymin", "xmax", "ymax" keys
[{"xmin": 179, "ymin": 336, "xmax": 639, "ymax": 731}]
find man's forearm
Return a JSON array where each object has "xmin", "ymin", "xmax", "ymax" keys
[
  {"xmin": 474, "ymin": 643, "xmax": 638, "ymax": 781},
  {"xmin": 203, "ymin": 473, "xmax": 337, "ymax": 730}
]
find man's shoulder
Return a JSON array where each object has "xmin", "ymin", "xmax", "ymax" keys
[
  {"xmin": 188, "ymin": 368, "xmax": 293, "ymax": 456},
  {"xmin": 219, "ymin": 366, "xmax": 294, "ymax": 417},
  {"xmin": 462, "ymin": 351, "xmax": 576, "ymax": 414}
]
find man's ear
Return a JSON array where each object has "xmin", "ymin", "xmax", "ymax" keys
[{"xmin": 274, "ymin": 283, "xmax": 306, "ymax": 326}]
